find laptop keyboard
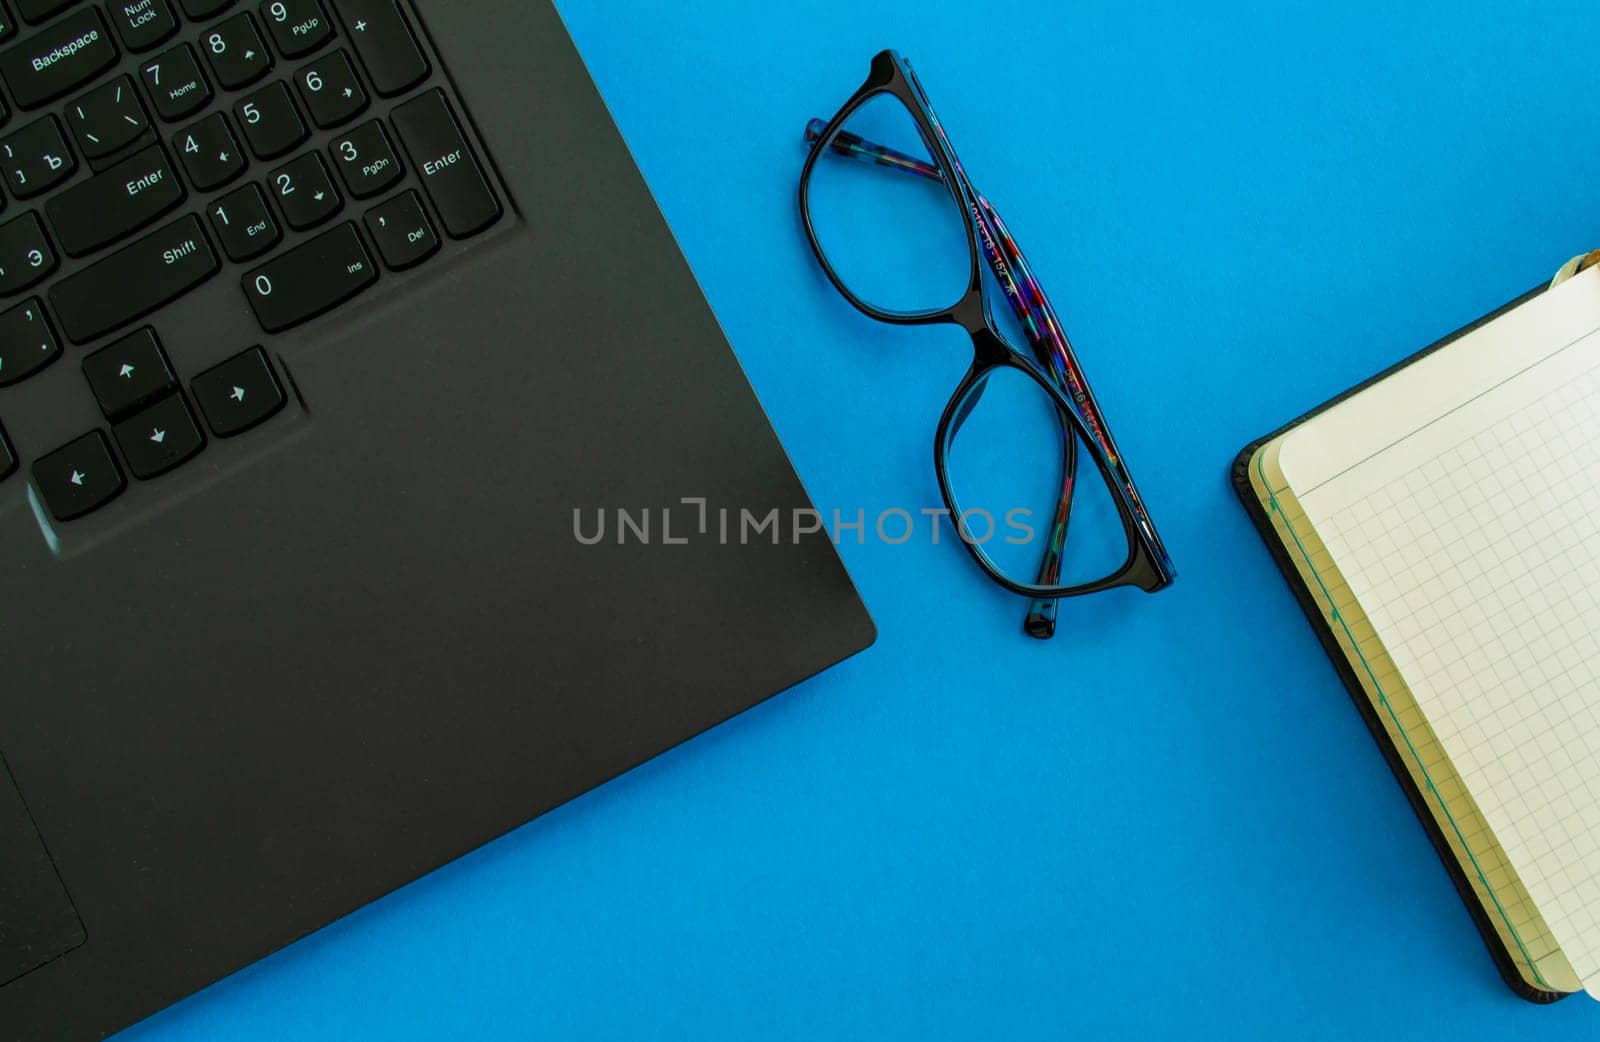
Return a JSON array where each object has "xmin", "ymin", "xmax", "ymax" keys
[{"xmin": 0, "ymin": 0, "xmax": 499, "ymax": 525}]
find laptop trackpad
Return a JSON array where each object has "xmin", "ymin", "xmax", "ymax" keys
[{"xmin": 0, "ymin": 757, "xmax": 85, "ymax": 986}]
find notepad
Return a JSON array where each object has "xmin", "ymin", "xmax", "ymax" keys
[{"xmin": 1236, "ymin": 263, "xmax": 1600, "ymax": 1001}]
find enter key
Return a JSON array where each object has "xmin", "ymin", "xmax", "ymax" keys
[
  {"xmin": 45, "ymin": 144, "xmax": 186, "ymax": 257},
  {"xmin": 390, "ymin": 88, "xmax": 500, "ymax": 239}
]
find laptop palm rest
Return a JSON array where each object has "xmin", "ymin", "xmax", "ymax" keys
[{"xmin": 0, "ymin": 755, "xmax": 84, "ymax": 987}]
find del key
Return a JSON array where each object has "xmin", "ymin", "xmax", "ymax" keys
[{"xmin": 243, "ymin": 221, "xmax": 375, "ymax": 332}]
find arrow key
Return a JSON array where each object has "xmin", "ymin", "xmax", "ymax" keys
[
  {"xmin": 192, "ymin": 346, "xmax": 285, "ymax": 437},
  {"xmin": 113, "ymin": 390, "xmax": 205, "ymax": 479},
  {"xmin": 83, "ymin": 327, "xmax": 177, "ymax": 419},
  {"xmin": 32, "ymin": 431, "xmax": 125, "ymax": 521}
]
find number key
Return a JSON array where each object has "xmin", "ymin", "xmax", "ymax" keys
[
  {"xmin": 208, "ymin": 182, "xmax": 279, "ymax": 261},
  {"xmin": 0, "ymin": 117, "xmax": 75, "ymax": 199},
  {"xmin": 174, "ymin": 112, "xmax": 245, "ymax": 191},
  {"xmin": 269, "ymin": 150, "xmax": 339, "ymax": 229},
  {"xmin": 233, "ymin": 80, "xmax": 306, "ymax": 159},
  {"xmin": 294, "ymin": 49, "xmax": 366, "ymax": 128},
  {"xmin": 141, "ymin": 44, "xmax": 213, "ymax": 123},
  {"xmin": 202, "ymin": 12, "xmax": 273, "ymax": 90},
  {"xmin": 329, "ymin": 119, "xmax": 400, "ymax": 198},
  {"xmin": 259, "ymin": 0, "xmax": 331, "ymax": 59}
]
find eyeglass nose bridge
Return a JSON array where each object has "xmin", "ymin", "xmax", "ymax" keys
[{"xmin": 966, "ymin": 322, "xmax": 1014, "ymax": 365}]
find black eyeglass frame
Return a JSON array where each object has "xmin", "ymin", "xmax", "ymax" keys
[{"xmin": 798, "ymin": 50, "xmax": 1175, "ymax": 620}]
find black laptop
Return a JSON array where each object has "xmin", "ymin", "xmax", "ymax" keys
[{"xmin": 0, "ymin": 2, "xmax": 874, "ymax": 1038}]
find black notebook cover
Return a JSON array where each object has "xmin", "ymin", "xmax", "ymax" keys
[{"xmin": 1229, "ymin": 281, "xmax": 1570, "ymax": 1004}]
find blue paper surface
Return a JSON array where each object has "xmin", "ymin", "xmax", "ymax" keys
[{"xmin": 127, "ymin": 2, "xmax": 1600, "ymax": 1038}]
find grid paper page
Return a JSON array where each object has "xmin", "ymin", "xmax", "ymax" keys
[
  {"xmin": 1299, "ymin": 334, "xmax": 1600, "ymax": 997},
  {"xmin": 1250, "ymin": 442, "xmax": 1579, "ymax": 993}
]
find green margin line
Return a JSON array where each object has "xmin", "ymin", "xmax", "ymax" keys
[{"xmin": 1255, "ymin": 451, "xmax": 1546, "ymax": 988}]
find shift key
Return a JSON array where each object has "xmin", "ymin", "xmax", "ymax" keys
[
  {"xmin": 50, "ymin": 216, "xmax": 219, "ymax": 344},
  {"xmin": 392, "ymin": 90, "xmax": 500, "ymax": 239}
]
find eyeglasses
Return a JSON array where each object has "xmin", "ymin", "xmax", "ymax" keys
[{"xmin": 798, "ymin": 50, "xmax": 1176, "ymax": 638}]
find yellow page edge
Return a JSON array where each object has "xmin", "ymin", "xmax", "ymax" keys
[{"xmin": 1251, "ymin": 443, "xmax": 1572, "ymax": 992}]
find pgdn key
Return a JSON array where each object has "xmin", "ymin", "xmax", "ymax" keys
[{"xmin": 243, "ymin": 222, "xmax": 377, "ymax": 332}]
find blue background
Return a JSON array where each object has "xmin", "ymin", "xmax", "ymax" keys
[{"xmin": 125, "ymin": 2, "xmax": 1600, "ymax": 1039}]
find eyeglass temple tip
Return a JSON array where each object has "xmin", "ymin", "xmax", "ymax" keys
[{"xmin": 1025, "ymin": 601, "xmax": 1058, "ymax": 640}]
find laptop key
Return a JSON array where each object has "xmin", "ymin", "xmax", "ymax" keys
[
  {"xmin": 13, "ymin": 0, "xmax": 78, "ymax": 22},
  {"xmin": 0, "ymin": 215, "xmax": 57, "ymax": 295},
  {"xmin": 0, "ymin": 8, "xmax": 118, "ymax": 110},
  {"xmin": 329, "ymin": 119, "xmax": 398, "ymax": 198},
  {"xmin": 269, "ymin": 149, "xmax": 338, "ymax": 228},
  {"xmin": 113, "ymin": 390, "xmax": 204, "ymax": 478},
  {"xmin": 66, "ymin": 75, "xmax": 149, "ymax": 160},
  {"xmin": 109, "ymin": 0, "xmax": 177, "ymax": 52},
  {"xmin": 294, "ymin": 48, "xmax": 365, "ymax": 128},
  {"xmin": 82, "ymin": 327, "xmax": 175, "ymax": 418},
  {"xmin": 242, "ymin": 220, "xmax": 373, "ymax": 331},
  {"xmin": 208, "ymin": 181, "xmax": 278, "ymax": 260},
  {"xmin": 173, "ymin": 111, "xmax": 244, "ymax": 190},
  {"xmin": 178, "ymin": 0, "xmax": 232, "ymax": 16},
  {"xmin": 0, "ymin": 421, "xmax": 14, "ymax": 481},
  {"xmin": 259, "ymin": 0, "xmax": 330, "ymax": 58},
  {"xmin": 49, "ymin": 214, "xmax": 219, "ymax": 343},
  {"xmin": 0, "ymin": 116, "xmax": 76, "ymax": 198},
  {"xmin": 32, "ymin": 430, "xmax": 124, "ymax": 521},
  {"xmin": 202, "ymin": 12, "xmax": 272, "ymax": 90},
  {"xmin": 141, "ymin": 44, "xmax": 212, "ymax": 122},
  {"xmin": 191, "ymin": 346, "xmax": 283, "ymax": 435},
  {"xmin": 234, "ymin": 80, "xmax": 305, "ymax": 159},
  {"xmin": 391, "ymin": 90, "xmax": 498, "ymax": 239},
  {"xmin": 0, "ymin": 298, "xmax": 59, "ymax": 386},
  {"xmin": 363, "ymin": 189, "xmax": 434, "ymax": 270},
  {"xmin": 333, "ymin": 0, "xmax": 425, "ymax": 96},
  {"xmin": 46, "ymin": 143, "xmax": 184, "ymax": 256}
]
